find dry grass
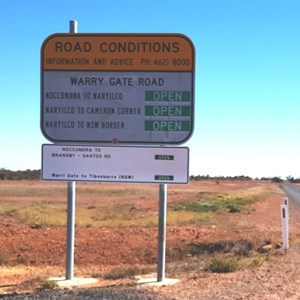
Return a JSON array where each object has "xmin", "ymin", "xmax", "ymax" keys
[
  {"xmin": 0, "ymin": 180, "xmax": 278, "ymax": 228},
  {"xmin": 103, "ymin": 265, "xmax": 155, "ymax": 280},
  {"xmin": 0, "ymin": 179, "xmax": 286, "ymax": 294},
  {"xmin": 15, "ymin": 276, "xmax": 58, "ymax": 292}
]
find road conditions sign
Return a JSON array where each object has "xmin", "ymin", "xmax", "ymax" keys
[
  {"xmin": 41, "ymin": 34, "xmax": 195, "ymax": 144},
  {"xmin": 42, "ymin": 144, "xmax": 189, "ymax": 184}
]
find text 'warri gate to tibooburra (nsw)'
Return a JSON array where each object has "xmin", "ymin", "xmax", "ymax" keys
[{"xmin": 41, "ymin": 34, "xmax": 195, "ymax": 144}]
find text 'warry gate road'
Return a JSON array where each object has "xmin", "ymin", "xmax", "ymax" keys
[{"xmin": 68, "ymin": 76, "xmax": 165, "ymax": 86}]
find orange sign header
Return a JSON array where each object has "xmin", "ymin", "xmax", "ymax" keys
[{"xmin": 41, "ymin": 34, "xmax": 195, "ymax": 71}]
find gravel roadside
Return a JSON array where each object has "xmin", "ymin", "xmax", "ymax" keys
[{"xmin": 0, "ymin": 286, "xmax": 171, "ymax": 300}]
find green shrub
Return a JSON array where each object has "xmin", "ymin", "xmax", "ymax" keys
[
  {"xmin": 205, "ymin": 257, "xmax": 238, "ymax": 273},
  {"xmin": 173, "ymin": 194, "xmax": 253, "ymax": 214},
  {"xmin": 226, "ymin": 204, "xmax": 241, "ymax": 213},
  {"xmin": 185, "ymin": 202, "xmax": 220, "ymax": 212}
]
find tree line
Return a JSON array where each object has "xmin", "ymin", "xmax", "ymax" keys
[
  {"xmin": 0, "ymin": 169, "xmax": 41, "ymax": 180},
  {"xmin": 0, "ymin": 168, "xmax": 299, "ymax": 183},
  {"xmin": 190, "ymin": 174, "xmax": 300, "ymax": 183}
]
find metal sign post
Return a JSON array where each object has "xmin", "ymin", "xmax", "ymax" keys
[
  {"xmin": 66, "ymin": 180, "xmax": 76, "ymax": 279},
  {"xmin": 66, "ymin": 20, "xmax": 77, "ymax": 280},
  {"xmin": 157, "ymin": 183, "xmax": 167, "ymax": 281}
]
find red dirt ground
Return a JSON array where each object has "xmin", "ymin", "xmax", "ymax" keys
[{"xmin": 0, "ymin": 180, "xmax": 296, "ymax": 299}]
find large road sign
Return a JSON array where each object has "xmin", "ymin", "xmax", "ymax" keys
[
  {"xmin": 41, "ymin": 34, "xmax": 195, "ymax": 144},
  {"xmin": 42, "ymin": 144, "xmax": 189, "ymax": 184}
]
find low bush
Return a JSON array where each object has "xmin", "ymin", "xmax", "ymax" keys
[
  {"xmin": 188, "ymin": 240, "xmax": 253, "ymax": 256},
  {"xmin": 205, "ymin": 257, "xmax": 238, "ymax": 273},
  {"xmin": 226, "ymin": 203, "xmax": 241, "ymax": 213}
]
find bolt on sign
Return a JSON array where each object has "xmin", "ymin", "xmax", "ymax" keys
[{"xmin": 41, "ymin": 34, "xmax": 195, "ymax": 144}]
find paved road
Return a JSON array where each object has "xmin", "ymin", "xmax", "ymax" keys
[{"xmin": 281, "ymin": 184, "xmax": 300, "ymax": 204}]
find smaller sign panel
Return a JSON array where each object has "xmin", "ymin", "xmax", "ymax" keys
[{"xmin": 42, "ymin": 144, "xmax": 189, "ymax": 184}]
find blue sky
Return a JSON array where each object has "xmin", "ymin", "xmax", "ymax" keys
[{"xmin": 0, "ymin": 0, "xmax": 300, "ymax": 178}]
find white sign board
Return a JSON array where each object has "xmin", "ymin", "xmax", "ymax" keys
[
  {"xmin": 42, "ymin": 144, "xmax": 189, "ymax": 184},
  {"xmin": 41, "ymin": 34, "xmax": 195, "ymax": 144}
]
